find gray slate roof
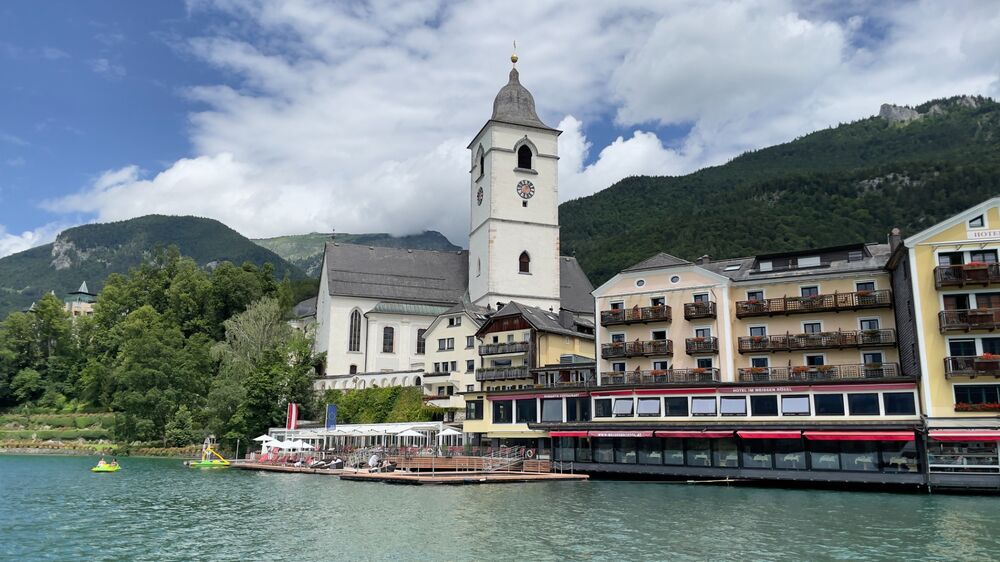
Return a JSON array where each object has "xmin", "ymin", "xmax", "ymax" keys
[
  {"xmin": 491, "ymin": 68, "xmax": 555, "ymax": 130},
  {"xmin": 701, "ymin": 243, "xmax": 891, "ymax": 282},
  {"xmin": 559, "ymin": 256, "xmax": 595, "ymax": 313},
  {"xmin": 323, "ymin": 242, "xmax": 468, "ymax": 305},
  {"xmin": 293, "ymin": 297, "xmax": 317, "ymax": 318},
  {"xmin": 487, "ymin": 301, "xmax": 594, "ymax": 340},
  {"xmin": 442, "ymin": 292, "xmax": 492, "ymax": 326}
]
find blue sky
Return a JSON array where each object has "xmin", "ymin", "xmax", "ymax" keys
[{"xmin": 1, "ymin": 1, "xmax": 999, "ymax": 255}]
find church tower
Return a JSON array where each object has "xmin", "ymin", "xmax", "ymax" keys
[{"xmin": 468, "ymin": 54, "xmax": 561, "ymax": 311}]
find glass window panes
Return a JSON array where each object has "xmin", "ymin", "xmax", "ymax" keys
[
  {"xmin": 749, "ymin": 326, "xmax": 767, "ymax": 337},
  {"xmin": 638, "ymin": 439, "xmax": 662, "ymax": 464},
  {"xmin": 742, "ymin": 439, "xmax": 773, "ymax": 468},
  {"xmin": 720, "ymin": 397, "xmax": 747, "ymax": 416},
  {"xmin": 696, "ymin": 358, "xmax": 713, "ymax": 369},
  {"xmin": 691, "ymin": 397, "xmax": 716, "ymax": 416},
  {"xmin": 651, "ymin": 296, "xmax": 665, "ymax": 307},
  {"xmin": 805, "ymin": 355, "xmax": 825, "ymax": 366},
  {"xmin": 751, "ymin": 395, "xmax": 778, "ymax": 416},
  {"xmin": 637, "ymin": 398, "xmax": 660, "ymax": 416},
  {"xmin": 714, "ymin": 438, "xmax": 739, "ymax": 467},
  {"xmin": 970, "ymin": 215, "xmax": 985, "ymax": 228},
  {"xmin": 693, "ymin": 293, "xmax": 708, "ymax": 303},
  {"xmin": 664, "ymin": 438, "xmax": 684, "ymax": 465},
  {"xmin": 747, "ymin": 290, "xmax": 764, "ymax": 301},
  {"xmin": 814, "ymin": 394, "xmax": 845, "ymax": 415},
  {"xmin": 615, "ymin": 438, "xmax": 637, "ymax": 464},
  {"xmin": 798, "ymin": 256, "xmax": 821, "ymax": 267},
  {"xmin": 774, "ymin": 439, "xmax": 806, "ymax": 470},
  {"xmin": 594, "ymin": 398, "xmax": 612, "ymax": 418},
  {"xmin": 847, "ymin": 393, "xmax": 880, "ymax": 415},
  {"xmin": 856, "ymin": 281, "xmax": 876, "ymax": 292},
  {"xmin": 593, "ymin": 438, "xmax": 614, "ymax": 463},
  {"xmin": 801, "ymin": 286, "xmax": 819, "ymax": 297},
  {"xmin": 576, "ymin": 438, "xmax": 592, "ymax": 463},
  {"xmin": 651, "ymin": 330, "xmax": 667, "ymax": 341},
  {"xmin": 541, "ymin": 399, "xmax": 562, "ymax": 422},
  {"xmin": 612, "ymin": 362, "xmax": 625, "ymax": 372},
  {"xmin": 611, "ymin": 333, "xmax": 625, "ymax": 343},
  {"xmin": 803, "ymin": 322, "xmax": 822, "ymax": 334},
  {"xmin": 841, "ymin": 441, "xmax": 879, "ymax": 472},
  {"xmin": 613, "ymin": 398, "xmax": 634, "ymax": 417},
  {"xmin": 970, "ymin": 250, "xmax": 998, "ymax": 263},
  {"xmin": 810, "ymin": 441, "xmax": 841, "ymax": 471},
  {"xmin": 492, "ymin": 400, "xmax": 513, "ymax": 423},
  {"xmin": 566, "ymin": 398, "xmax": 591, "ymax": 422},
  {"xmin": 686, "ymin": 439, "xmax": 713, "ymax": 466},
  {"xmin": 863, "ymin": 352, "xmax": 884, "ymax": 365},
  {"xmin": 949, "ymin": 339, "xmax": 976, "ymax": 356},
  {"xmin": 955, "ymin": 385, "xmax": 1000, "ymax": 405},
  {"xmin": 751, "ymin": 357, "xmax": 770, "ymax": 368},
  {"xmin": 781, "ymin": 395, "xmax": 810, "ymax": 415},
  {"xmin": 610, "ymin": 301, "xmax": 623, "ymax": 310},
  {"xmin": 860, "ymin": 318, "xmax": 880, "ymax": 330},
  {"xmin": 515, "ymin": 399, "xmax": 537, "ymax": 423},
  {"xmin": 695, "ymin": 327, "xmax": 711, "ymax": 338},
  {"xmin": 881, "ymin": 440, "xmax": 919, "ymax": 473},
  {"xmin": 664, "ymin": 397, "xmax": 688, "ymax": 416},
  {"xmin": 653, "ymin": 360, "xmax": 670, "ymax": 370},
  {"xmin": 883, "ymin": 393, "xmax": 916, "ymax": 415},
  {"xmin": 465, "ymin": 400, "xmax": 483, "ymax": 420},
  {"xmin": 983, "ymin": 337, "xmax": 1000, "ymax": 355}
]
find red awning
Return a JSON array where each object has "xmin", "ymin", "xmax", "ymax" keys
[
  {"xmin": 929, "ymin": 430, "xmax": 1000, "ymax": 442},
  {"xmin": 549, "ymin": 431, "xmax": 589, "ymax": 438},
  {"xmin": 588, "ymin": 430, "xmax": 654, "ymax": 438},
  {"xmin": 737, "ymin": 430, "xmax": 801, "ymax": 439},
  {"xmin": 655, "ymin": 431, "xmax": 733, "ymax": 439},
  {"xmin": 486, "ymin": 394, "xmax": 537, "ymax": 401},
  {"xmin": 803, "ymin": 431, "xmax": 913, "ymax": 441}
]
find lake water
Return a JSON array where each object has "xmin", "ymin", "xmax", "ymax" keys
[{"xmin": 1, "ymin": 455, "xmax": 999, "ymax": 561}]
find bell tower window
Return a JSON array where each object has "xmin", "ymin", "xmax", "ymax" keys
[
  {"xmin": 517, "ymin": 145, "xmax": 532, "ymax": 170},
  {"xmin": 477, "ymin": 146, "xmax": 485, "ymax": 180},
  {"xmin": 519, "ymin": 251, "xmax": 531, "ymax": 274}
]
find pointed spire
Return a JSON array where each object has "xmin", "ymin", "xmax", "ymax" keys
[{"xmin": 78, "ymin": 281, "xmax": 89, "ymax": 294}]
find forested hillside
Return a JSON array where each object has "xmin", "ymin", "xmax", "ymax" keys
[{"xmin": 560, "ymin": 96, "xmax": 1000, "ymax": 283}]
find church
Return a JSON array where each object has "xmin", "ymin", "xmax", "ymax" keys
[{"xmin": 313, "ymin": 56, "xmax": 596, "ymax": 404}]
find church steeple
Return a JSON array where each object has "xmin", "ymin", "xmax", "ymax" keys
[{"xmin": 490, "ymin": 65, "xmax": 553, "ymax": 131}]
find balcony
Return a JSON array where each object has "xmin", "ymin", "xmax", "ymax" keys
[
  {"xmin": 600, "ymin": 305, "xmax": 672, "ymax": 326},
  {"xmin": 601, "ymin": 339, "xmax": 673, "ymax": 359},
  {"xmin": 478, "ymin": 341, "xmax": 530, "ymax": 356},
  {"xmin": 603, "ymin": 368, "xmax": 720, "ymax": 386},
  {"xmin": 737, "ymin": 329, "xmax": 897, "ymax": 353},
  {"xmin": 737, "ymin": 362, "xmax": 902, "ymax": 383},
  {"xmin": 735, "ymin": 290, "xmax": 892, "ymax": 318},
  {"xmin": 685, "ymin": 337, "xmax": 719, "ymax": 354},
  {"xmin": 944, "ymin": 356, "xmax": 1000, "ymax": 379},
  {"xmin": 683, "ymin": 301, "xmax": 717, "ymax": 320},
  {"xmin": 935, "ymin": 263, "xmax": 1000, "ymax": 289},
  {"xmin": 939, "ymin": 309, "xmax": 1000, "ymax": 332},
  {"xmin": 475, "ymin": 366, "xmax": 530, "ymax": 382}
]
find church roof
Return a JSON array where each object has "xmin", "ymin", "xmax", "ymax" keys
[
  {"xmin": 491, "ymin": 67, "xmax": 555, "ymax": 131},
  {"xmin": 293, "ymin": 297, "xmax": 317, "ymax": 319},
  {"xmin": 369, "ymin": 302, "xmax": 452, "ymax": 317},
  {"xmin": 323, "ymin": 242, "xmax": 469, "ymax": 305},
  {"xmin": 559, "ymin": 256, "xmax": 595, "ymax": 313}
]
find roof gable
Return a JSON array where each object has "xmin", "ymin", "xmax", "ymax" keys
[{"xmin": 905, "ymin": 197, "xmax": 1000, "ymax": 245}]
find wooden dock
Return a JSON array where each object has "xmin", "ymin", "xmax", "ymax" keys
[{"xmin": 338, "ymin": 470, "xmax": 588, "ymax": 486}]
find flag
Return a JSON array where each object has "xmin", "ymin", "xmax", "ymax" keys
[
  {"xmin": 286, "ymin": 402, "xmax": 299, "ymax": 430},
  {"xmin": 325, "ymin": 404, "xmax": 337, "ymax": 430}
]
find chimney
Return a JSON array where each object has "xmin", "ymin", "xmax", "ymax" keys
[
  {"xmin": 696, "ymin": 255, "xmax": 712, "ymax": 265},
  {"xmin": 559, "ymin": 308, "xmax": 575, "ymax": 329},
  {"xmin": 888, "ymin": 228, "xmax": 903, "ymax": 252}
]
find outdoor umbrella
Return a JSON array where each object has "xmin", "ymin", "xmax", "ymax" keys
[
  {"xmin": 396, "ymin": 429, "xmax": 424, "ymax": 438},
  {"xmin": 252, "ymin": 435, "xmax": 275, "ymax": 442},
  {"xmin": 438, "ymin": 427, "xmax": 462, "ymax": 437}
]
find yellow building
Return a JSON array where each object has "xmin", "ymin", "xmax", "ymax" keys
[
  {"xmin": 893, "ymin": 197, "xmax": 1000, "ymax": 487},
  {"xmin": 64, "ymin": 281, "xmax": 97, "ymax": 317},
  {"xmin": 462, "ymin": 301, "xmax": 595, "ymax": 448}
]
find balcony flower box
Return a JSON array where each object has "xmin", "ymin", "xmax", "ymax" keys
[
  {"xmin": 968, "ymin": 309, "xmax": 995, "ymax": 326},
  {"xmin": 964, "ymin": 262, "xmax": 991, "ymax": 283},
  {"xmin": 691, "ymin": 337, "xmax": 705, "ymax": 343},
  {"xmin": 975, "ymin": 353, "xmax": 1000, "ymax": 373},
  {"xmin": 955, "ymin": 402, "xmax": 1000, "ymax": 412}
]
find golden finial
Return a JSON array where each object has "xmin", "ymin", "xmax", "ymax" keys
[{"xmin": 511, "ymin": 40, "xmax": 518, "ymax": 64}]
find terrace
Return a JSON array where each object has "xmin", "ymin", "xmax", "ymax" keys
[
  {"xmin": 601, "ymin": 339, "xmax": 674, "ymax": 359},
  {"xmin": 479, "ymin": 341, "xmax": 531, "ymax": 356},
  {"xmin": 935, "ymin": 263, "xmax": 1000, "ymax": 289},
  {"xmin": 600, "ymin": 305, "xmax": 672, "ymax": 326},
  {"xmin": 735, "ymin": 290, "xmax": 892, "ymax": 318},
  {"xmin": 944, "ymin": 356, "xmax": 1000, "ymax": 378},
  {"xmin": 685, "ymin": 337, "xmax": 719, "ymax": 354},
  {"xmin": 939, "ymin": 309, "xmax": 1000, "ymax": 332},
  {"xmin": 683, "ymin": 301, "xmax": 717, "ymax": 320},
  {"xmin": 737, "ymin": 329, "xmax": 897, "ymax": 353},
  {"xmin": 736, "ymin": 362, "xmax": 902, "ymax": 383},
  {"xmin": 475, "ymin": 366, "xmax": 531, "ymax": 382},
  {"xmin": 602, "ymin": 368, "xmax": 721, "ymax": 386}
]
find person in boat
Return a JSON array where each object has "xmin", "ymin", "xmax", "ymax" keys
[
  {"xmin": 110, "ymin": 458, "xmax": 118, "ymax": 468},
  {"xmin": 97, "ymin": 458, "xmax": 107, "ymax": 467}
]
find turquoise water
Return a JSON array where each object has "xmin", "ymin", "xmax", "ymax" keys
[{"xmin": 1, "ymin": 455, "xmax": 999, "ymax": 561}]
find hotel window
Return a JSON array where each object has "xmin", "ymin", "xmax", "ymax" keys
[
  {"xmin": 883, "ymin": 393, "xmax": 916, "ymax": 415},
  {"xmin": 651, "ymin": 330, "xmax": 667, "ymax": 341},
  {"xmin": 611, "ymin": 332, "xmax": 625, "ymax": 343},
  {"xmin": 611, "ymin": 362, "xmax": 626, "ymax": 372},
  {"xmin": 803, "ymin": 322, "xmax": 822, "ymax": 334},
  {"xmin": 637, "ymin": 397, "xmax": 661, "ymax": 417},
  {"xmin": 492, "ymin": 400, "xmax": 513, "ymax": 424},
  {"xmin": 798, "ymin": 256, "xmax": 821, "ymax": 268},
  {"xmin": 567, "ymin": 398, "xmax": 591, "ymax": 422},
  {"xmin": 348, "ymin": 310, "xmax": 362, "ymax": 352},
  {"xmin": 781, "ymin": 395, "xmax": 810, "ymax": 415},
  {"xmin": 970, "ymin": 250, "xmax": 998, "ymax": 263},
  {"xmin": 814, "ymin": 394, "xmax": 845, "ymax": 415},
  {"xmin": 450, "ymin": 361, "xmax": 457, "ymax": 372},
  {"xmin": 695, "ymin": 327, "xmax": 711, "ymax": 338},
  {"xmin": 863, "ymin": 352, "xmax": 884, "ymax": 366},
  {"xmin": 696, "ymin": 358, "xmax": 713, "ymax": 369},
  {"xmin": 615, "ymin": 438, "xmax": 638, "ymax": 464},
  {"xmin": 751, "ymin": 357, "xmax": 769, "ymax": 368},
  {"xmin": 610, "ymin": 301, "xmax": 623, "ymax": 310},
  {"xmin": 540, "ymin": 399, "xmax": 562, "ymax": 423},
  {"xmin": 758, "ymin": 261, "xmax": 773, "ymax": 272},
  {"xmin": 466, "ymin": 360, "xmax": 475, "ymax": 373},
  {"xmin": 970, "ymin": 215, "xmax": 986, "ymax": 228},
  {"xmin": 720, "ymin": 396, "xmax": 747, "ymax": 416},
  {"xmin": 416, "ymin": 329, "xmax": 426, "ymax": 355},
  {"xmin": 800, "ymin": 286, "xmax": 819, "ymax": 297},
  {"xmin": 613, "ymin": 398, "xmax": 634, "ymax": 417},
  {"xmin": 693, "ymin": 293, "xmax": 709, "ymax": 303},
  {"xmin": 492, "ymin": 335, "xmax": 499, "ymax": 343},
  {"xmin": 382, "ymin": 327, "xmax": 395, "ymax": 353},
  {"xmin": 492, "ymin": 358, "xmax": 512, "ymax": 367},
  {"xmin": 653, "ymin": 360, "xmax": 670, "ymax": 370},
  {"xmin": 465, "ymin": 400, "xmax": 484, "ymax": 420},
  {"xmin": 938, "ymin": 252, "xmax": 963, "ymax": 266},
  {"xmin": 466, "ymin": 336, "xmax": 475, "ymax": 349},
  {"xmin": 949, "ymin": 339, "xmax": 976, "ymax": 357},
  {"xmin": 856, "ymin": 281, "xmax": 876, "ymax": 292},
  {"xmin": 507, "ymin": 334, "xmax": 515, "ymax": 343},
  {"xmin": 747, "ymin": 290, "xmax": 764, "ymax": 301},
  {"xmin": 749, "ymin": 326, "xmax": 767, "ymax": 337},
  {"xmin": 750, "ymin": 395, "xmax": 778, "ymax": 416},
  {"xmin": 691, "ymin": 397, "xmax": 716, "ymax": 416},
  {"xmin": 594, "ymin": 398, "xmax": 613, "ymax": 418},
  {"xmin": 651, "ymin": 296, "xmax": 665, "ymax": 307},
  {"xmin": 449, "ymin": 316, "xmax": 462, "ymax": 327},
  {"xmin": 848, "ymin": 250, "xmax": 863, "ymax": 262},
  {"xmin": 522, "ymin": 331, "xmax": 530, "ymax": 342},
  {"xmin": 514, "ymin": 400, "xmax": 537, "ymax": 423},
  {"xmin": 848, "ymin": 393, "xmax": 880, "ymax": 415},
  {"xmin": 664, "ymin": 397, "xmax": 688, "ymax": 416},
  {"xmin": 985, "ymin": 337, "xmax": 1000, "ymax": 355},
  {"xmin": 805, "ymin": 354, "xmax": 825, "ymax": 366},
  {"xmin": 955, "ymin": 385, "xmax": 1000, "ymax": 405},
  {"xmin": 859, "ymin": 318, "xmax": 880, "ymax": 331},
  {"xmin": 466, "ymin": 385, "xmax": 474, "ymax": 392}
]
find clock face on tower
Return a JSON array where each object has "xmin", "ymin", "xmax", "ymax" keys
[
  {"xmin": 516, "ymin": 179, "xmax": 535, "ymax": 200},
  {"xmin": 476, "ymin": 186, "xmax": 484, "ymax": 206}
]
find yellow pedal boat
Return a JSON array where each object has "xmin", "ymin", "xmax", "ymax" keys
[{"xmin": 91, "ymin": 464, "xmax": 121, "ymax": 473}]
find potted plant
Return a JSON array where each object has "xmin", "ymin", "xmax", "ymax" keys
[
  {"xmin": 964, "ymin": 261, "xmax": 990, "ymax": 283},
  {"xmin": 792, "ymin": 366, "xmax": 809, "ymax": 374},
  {"xmin": 975, "ymin": 353, "xmax": 1000, "ymax": 373},
  {"xmin": 956, "ymin": 402, "xmax": 1000, "ymax": 412}
]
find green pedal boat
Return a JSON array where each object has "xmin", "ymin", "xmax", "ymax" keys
[{"xmin": 91, "ymin": 462, "xmax": 120, "ymax": 473}]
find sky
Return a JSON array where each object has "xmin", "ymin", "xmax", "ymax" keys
[{"xmin": 1, "ymin": 0, "xmax": 999, "ymax": 257}]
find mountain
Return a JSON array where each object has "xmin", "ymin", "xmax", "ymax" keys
[
  {"xmin": 0, "ymin": 215, "xmax": 305, "ymax": 317},
  {"xmin": 253, "ymin": 231, "xmax": 461, "ymax": 276},
  {"xmin": 559, "ymin": 95, "xmax": 1000, "ymax": 284}
]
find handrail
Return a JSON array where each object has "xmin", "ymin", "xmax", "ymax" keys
[
  {"xmin": 735, "ymin": 289, "xmax": 892, "ymax": 318},
  {"xmin": 685, "ymin": 337, "xmax": 719, "ymax": 354},
  {"xmin": 602, "ymin": 368, "xmax": 720, "ymax": 386},
  {"xmin": 944, "ymin": 356, "xmax": 1000, "ymax": 378},
  {"xmin": 683, "ymin": 301, "xmax": 717, "ymax": 319},
  {"xmin": 478, "ymin": 341, "xmax": 531, "ymax": 356},
  {"xmin": 601, "ymin": 339, "xmax": 673, "ymax": 358},
  {"xmin": 737, "ymin": 329, "xmax": 896, "ymax": 353},
  {"xmin": 737, "ymin": 362, "xmax": 902, "ymax": 382},
  {"xmin": 939, "ymin": 309, "xmax": 1000, "ymax": 332},
  {"xmin": 475, "ymin": 366, "xmax": 531, "ymax": 381},
  {"xmin": 935, "ymin": 263, "xmax": 1000, "ymax": 288},
  {"xmin": 600, "ymin": 305, "xmax": 672, "ymax": 326}
]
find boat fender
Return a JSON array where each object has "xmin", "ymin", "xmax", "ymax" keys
[{"xmin": 525, "ymin": 449, "xmax": 535, "ymax": 459}]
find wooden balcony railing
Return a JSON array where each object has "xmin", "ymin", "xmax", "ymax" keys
[
  {"xmin": 475, "ymin": 366, "xmax": 530, "ymax": 382},
  {"xmin": 935, "ymin": 263, "xmax": 1000, "ymax": 289},
  {"xmin": 939, "ymin": 309, "xmax": 1000, "ymax": 332},
  {"xmin": 737, "ymin": 329, "xmax": 896, "ymax": 353},
  {"xmin": 529, "ymin": 376, "xmax": 598, "ymax": 390},
  {"xmin": 683, "ymin": 301, "xmax": 717, "ymax": 320},
  {"xmin": 601, "ymin": 339, "xmax": 673, "ymax": 359},
  {"xmin": 944, "ymin": 356, "xmax": 1000, "ymax": 378},
  {"xmin": 685, "ymin": 337, "xmax": 719, "ymax": 354},
  {"xmin": 600, "ymin": 305, "xmax": 672, "ymax": 326},
  {"xmin": 602, "ymin": 368, "xmax": 720, "ymax": 386},
  {"xmin": 735, "ymin": 289, "xmax": 892, "ymax": 318},
  {"xmin": 737, "ymin": 362, "xmax": 902, "ymax": 383},
  {"xmin": 478, "ymin": 341, "xmax": 530, "ymax": 356}
]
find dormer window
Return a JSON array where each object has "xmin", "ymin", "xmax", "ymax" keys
[
  {"xmin": 970, "ymin": 215, "xmax": 985, "ymax": 228},
  {"xmin": 797, "ymin": 256, "xmax": 820, "ymax": 268},
  {"xmin": 758, "ymin": 261, "xmax": 773, "ymax": 272},
  {"xmin": 517, "ymin": 145, "xmax": 532, "ymax": 169}
]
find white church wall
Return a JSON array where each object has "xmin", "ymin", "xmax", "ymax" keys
[
  {"xmin": 366, "ymin": 312, "xmax": 433, "ymax": 373},
  {"xmin": 323, "ymin": 295, "xmax": 379, "ymax": 375}
]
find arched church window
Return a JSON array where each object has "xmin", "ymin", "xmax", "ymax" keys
[
  {"xmin": 517, "ymin": 145, "xmax": 532, "ymax": 169},
  {"xmin": 519, "ymin": 251, "xmax": 531, "ymax": 274},
  {"xmin": 382, "ymin": 326, "xmax": 395, "ymax": 353},
  {"xmin": 414, "ymin": 376, "xmax": 422, "ymax": 386},
  {"xmin": 477, "ymin": 258, "xmax": 481, "ymax": 277},
  {"xmin": 348, "ymin": 309, "xmax": 361, "ymax": 352},
  {"xmin": 477, "ymin": 146, "xmax": 485, "ymax": 179}
]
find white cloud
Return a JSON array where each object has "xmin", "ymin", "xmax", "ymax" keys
[
  {"xmin": 88, "ymin": 58, "xmax": 126, "ymax": 79},
  {"xmin": 0, "ymin": 222, "xmax": 66, "ymax": 258},
  {"xmin": 37, "ymin": 0, "xmax": 1000, "ymax": 249}
]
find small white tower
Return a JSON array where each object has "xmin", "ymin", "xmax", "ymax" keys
[{"xmin": 467, "ymin": 52, "xmax": 561, "ymax": 311}]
